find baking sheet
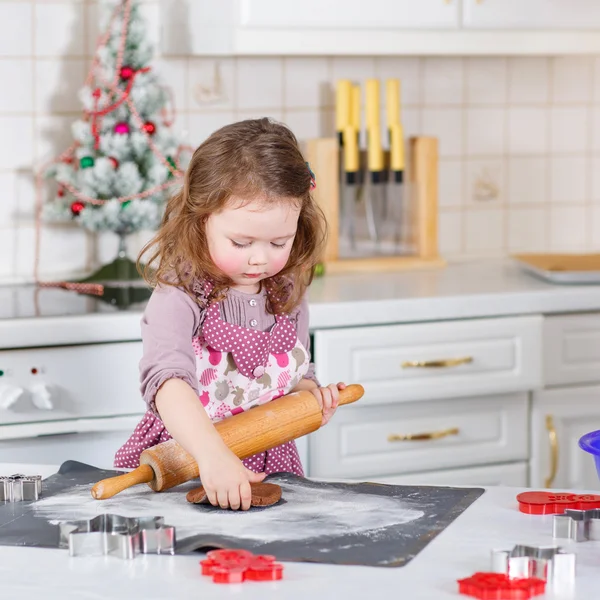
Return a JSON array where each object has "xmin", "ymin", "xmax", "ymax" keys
[{"xmin": 0, "ymin": 460, "xmax": 484, "ymax": 568}]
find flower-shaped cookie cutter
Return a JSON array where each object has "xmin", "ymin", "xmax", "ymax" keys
[
  {"xmin": 0, "ymin": 474, "xmax": 42, "ymax": 502},
  {"xmin": 59, "ymin": 513, "xmax": 176, "ymax": 559},
  {"xmin": 491, "ymin": 544, "xmax": 575, "ymax": 592},
  {"xmin": 553, "ymin": 508, "xmax": 600, "ymax": 542},
  {"xmin": 200, "ymin": 549, "xmax": 284, "ymax": 584},
  {"xmin": 457, "ymin": 572, "xmax": 545, "ymax": 600}
]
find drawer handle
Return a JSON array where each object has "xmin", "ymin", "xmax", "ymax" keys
[
  {"xmin": 401, "ymin": 357, "xmax": 473, "ymax": 369},
  {"xmin": 388, "ymin": 427, "xmax": 460, "ymax": 442},
  {"xmin": 544, "ymin": 415, "xmax": 559, "ymax": 488}
]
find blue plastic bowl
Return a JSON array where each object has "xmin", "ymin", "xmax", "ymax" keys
[{"xmin": 579, "ymin": 430, "xmax": 600, "ymax": 480}]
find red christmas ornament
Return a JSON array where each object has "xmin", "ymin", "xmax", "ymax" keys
[
  {"xmin": 57, "ymin": 187, "xmax": 65, "ymax": 197},
  {"xmin": 114, "ymin": 122, "xmax": 129, "ymax": 135},
  {"xmin": 143, "ymin": 121, "xmax": 156, "ymax": 135},
  {"xmin": 119, "ymin": 66, "xmax": 135, "ymax": 81},
  {"xmin": 92, "ymin": 88, "xmax": 102, "ymax": 99},
  {"xmin": 108, "ymin": 157, "xmax": 119, "ymax": 169},
  {"xmin": 70, "ymin": 201, "xmax": 85, "ymax": 216}
]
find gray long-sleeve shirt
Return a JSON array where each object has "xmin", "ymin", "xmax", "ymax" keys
[{"xmin": 139, "ymin": 283, "xmax": 318, "ymax": 413}]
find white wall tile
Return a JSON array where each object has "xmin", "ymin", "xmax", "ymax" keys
[
  {"xmin": 36, "ymin": 115, "xmax": 78, "ymax": 164},
  {"xmin": 438, "ymin": 210, "xmax": 462, "ymax": 256},
  {"xmin": 0, "ymin": 171, "xmax": 36, "ymax": 228},
  {"xmin": 283, "ymin": 110, "xmax": 327, "ymax": 141},
  {"xmin": 138, "ymin": 0, "xmax": 161, "ymax": 50},
  {"xmin": 549, "ymin": 206, "xmax": 587, "ymax": 250},
  {"xmin": 400, "ymin": 108, "xmax": 421, "ymax": 140},
  {"xmin": 466, "ymin": 58, "xmax": 507, "ymax": 105},
  {"xmin": 466, "ymin": 108, "xmax": 505, "ymax": 156},
  {"xmin": 35, "ymin": 2, "xmax": 85, "ymax": 57},
  {"xmin": 508, "ymin": 157, "xmax": 547, "ymax": 205},
  {"xmin": 187, "ymin": 112, "xmax": 235, "ymax": 147},
  {"xmin": 284, "ymin": 58, "xmax": 331, "ymax": 109},
  {"xmin": 591, "ymin": 206, "xmax": 600, "ymax": 248},
  {"xmin": 0, "ymin": 117, "xmax": 34, "ymax": 170},
  {"xmin": 28, "ymin": 224, "xmax": 89, "ymax": 277},
  {"xmin": 236, "ymin": 58, "xmax": 283, "ymax": 110},
  {"xmin": 465, "ymin": 209, "xmax": 505, "ymax": 254},
  {"xmin": 508, "ymin": 108, "xmax": 548, "ymax": 155},
  {"xmin": 423, "ymin": 58, "xmax": 463, "ymax": 106},
  {"xmin": 0, "ymin": 2, "xmax": 32, "ymax": 57},
  {"xmin": 0, "ymin": 229, "xmax": 16, "ymax": 279},
  {"xmin": 550, "ymin": 156, "xmax": 587, "ymax": 204},
  {"xmin": 188, "ymin": 58, "xmax": 234, "ymax": 111},
  {"xmin": 594, "ymin": 58, "xmax": 600, "ymax": 103},
  {"xmin": 237, "ymin": 110, "xmax": 284, "ymax": 123},
  {"xmin": 551, "ymin": 57, "xmax": 592, "ymax": 104},
  {"xmin": 438, "ymin": 160, "xmax": 463, "ymax": 208},
  {"xmin": 508, "ymin": 207, "xmax": 547, "ymax": 252},
  {"xmin": 591, "ymin": 156, "xmax": 600, "ymax": 203},
  {"xmin": 550, "ymin": 107, "xmax": 588, "ymax": 154},
  {"xmin": 375, "ymin": 57, "xmax": 421, "ymax": 106},
  {"xmin": 508, "ymin": 58, "xmax": 550, "ymax": 104},
  {"xmin": 0, "ymin": 59, "xmax": 33, "ymax": 112},
  {"xmin": 465, "ymin": 159, "xmax": 505, "ymax": 206},
  {"xmin": 34, "ymin": 59, "xmax": 86, "ymax": 113},
  {"xmin": 155, "ymin": 58, "xmax": 187, "ymax": 113},
  {"xmin": 331, "ymin": 57, "xmax": 376, "ymax": 84},
  {"xmin": 422, "ymin": 108, "xmax": 463, "ymax": 158},
  {"xmin": 591, "ymin": 108, "xmax": 600, "ymax": 153}
]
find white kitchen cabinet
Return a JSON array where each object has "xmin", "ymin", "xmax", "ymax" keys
[
  {"xmin": 314, "ymin": 316, "xmax": 542, "ymax": 406},
  {"xmin": 463, "ymin": 0, "xmax": 600, "ymax": 30},
  {"xmin": 366, "ymin": 462, "xmax": 528, "ymax": 487},
  {"xmin": 543, "ymin": 314, "xmax": 600, "ymax": 387},
  {"xmin": 309, "ymin": 393, "xmax": 528, "ymax": 479},
  {"xmin": 531, "ymin": 385, "xmax": 600, "ymax": 491},
  {"xmin": 161, "ymin": 0, "xmax": 600, "ymax": 56}
]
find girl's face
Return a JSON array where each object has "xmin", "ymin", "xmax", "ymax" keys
[{"xmin": 205, "ymin": 196, "xmax": 301, "ymax": 293}]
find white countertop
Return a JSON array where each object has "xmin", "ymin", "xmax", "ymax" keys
[
  {"xmin": 2, "ymin": 464, "xmax": 600, "ymax": 599},
  {"xmin": 3, "ymin": 259, "xmax": 600, "ymax": 348}
]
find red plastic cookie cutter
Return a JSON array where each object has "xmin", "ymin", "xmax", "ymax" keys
[
  {"xmin": 458, "ymin": 572, "xmax": 545, "ymax": 599},
  {"xmin": 200, "ymin": 549, "xmax": 284, "ymax": 584},
  {"xmin": 517, "ymin": 491, "xmax": 600, "ymax": 515}
]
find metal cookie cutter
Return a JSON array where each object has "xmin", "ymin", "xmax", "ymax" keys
[
  {"xmin": 0, "ymin": 474, "xmax": 42, "ymax": 502},
  {"xmin": 491, "ymin": 544, "xmax": 576, "ymax": 592},
  {"xmin": 59, "ymin": 514, "xmax": 176, "ymax": 559},
  {"xmin": 554, "ymin": 508, "xmax": 600, "ymax": 542}
]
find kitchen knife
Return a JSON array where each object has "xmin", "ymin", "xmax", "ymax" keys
[
  {"xmin": 342, "ymin": 123, "xmax": 360, "ymax": 249},
  {"xmin": 366, "ymin": 79, "xmax": 386, "ymax": 244}
]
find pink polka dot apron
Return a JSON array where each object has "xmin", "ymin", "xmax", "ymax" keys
[{"xmin": 114, "ymin": 287, "xmax": 310, "ymax": 477}]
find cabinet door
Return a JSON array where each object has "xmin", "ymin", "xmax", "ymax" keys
[
  {"xmin": 240, "ymin": 0, "xmax": 459, "ymax": 30},
  {"xmin": 531, "ymin": 386, "xmax": 600, "ymax": 491},
  {"xmin": 463, "ymin": 0, "xmax": 600, "ymax": 30}
]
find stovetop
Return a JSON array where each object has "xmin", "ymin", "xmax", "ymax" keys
[{"xmin": 0, "ymin": 284, "xmax": 151, "ymax": 320}]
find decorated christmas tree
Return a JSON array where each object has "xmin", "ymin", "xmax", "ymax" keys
[{"xmin": 41, "ymin": 0, "xmax": 190, "ymax": 282}]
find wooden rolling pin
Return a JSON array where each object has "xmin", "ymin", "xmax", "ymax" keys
[{"xmin": 91, "ymin": 383, "xmax": 364, "ymax": 499}]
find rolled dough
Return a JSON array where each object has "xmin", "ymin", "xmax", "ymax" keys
[{"xmin": 186, "ymin": 482, "xmax": 282, "ymax": 508}]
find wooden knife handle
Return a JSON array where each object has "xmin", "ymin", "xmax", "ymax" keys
[{"xmin": 91, "ymin": 383, "xmax": 364, "ymax": 499}]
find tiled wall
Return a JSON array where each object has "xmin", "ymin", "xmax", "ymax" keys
[{"xmin": 2, "ymin": 0, "xmax": 600, "ymax": 283}]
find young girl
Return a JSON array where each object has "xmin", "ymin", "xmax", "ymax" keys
[{"xmin": 115, "ymin": 118, "xmax": 345, "ymax": 511}]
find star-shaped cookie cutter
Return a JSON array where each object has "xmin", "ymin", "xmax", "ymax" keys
[
  {"xmin": 0, "ymin": 474, "xmax": 42, "ymax": 502},
  {"xmin": 491, "ymin": 544, "xmax": 575, "ymax": 591},
  {"xmin": 553, "ymin": 508, "xmax": 600, "ymax": 542},
  {"xmin": 58, "ymin": 514, "xmax": 176, "ymax": 559}
]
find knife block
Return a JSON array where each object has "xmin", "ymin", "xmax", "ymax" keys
[{"xmin": 302, "ymin": 136, "xmax": 445, "ymax": 273}]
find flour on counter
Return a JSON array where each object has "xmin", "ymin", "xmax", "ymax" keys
[{"xmin": 33, "ymin": 479, "xmax": 424, "ymax": 542}]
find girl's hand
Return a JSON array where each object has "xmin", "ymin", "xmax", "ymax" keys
[
  {"xmin": 311, "ymin": 382, "xmax": 346, "ymax": 426},
  {"xmin": 196, "ymin": 440, "xmax": 265, "ymax": 511}
]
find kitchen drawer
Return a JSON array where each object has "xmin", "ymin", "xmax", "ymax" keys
[
  {"xmin": 366, "ymin": 462, "xmax": 528, "ymax": 487},
  {"xmin": 0, "ymin": 342, "xmax": 144, "ymax": 424},
  {"xmin": 309, "ymin": 393, "xmax": 529, "ymax": 479},
  {"xmin": 314, "ymin": 316, "xmax": 542, "ymax": 405},
  {"xmin": 543, "ymin": 314, "xmax": 600, "ymax": 387}
]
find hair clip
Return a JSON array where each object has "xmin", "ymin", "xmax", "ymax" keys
[{"xmin": 306, "ymin": 162, "xmax": 316, "ymax": 190}]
